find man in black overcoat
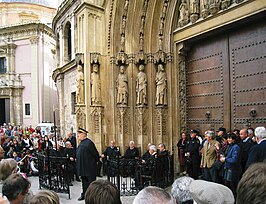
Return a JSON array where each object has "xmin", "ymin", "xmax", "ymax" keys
[{"xmin": 76, "ymin": 127, "xmax": 99, "ymax": 201}]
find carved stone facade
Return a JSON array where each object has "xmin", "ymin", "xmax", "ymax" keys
[
  {"xmin": 52, "ymin": 0, "xmax": 266, "ymax": 172},
  {"xmin": 0, "ymin": 2, "xmax": 58, "ymax": 127}
]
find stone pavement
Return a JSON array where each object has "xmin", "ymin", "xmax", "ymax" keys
[{"xmin": 28, "ymin": 176, "xmax": 135, "ymax": 204}]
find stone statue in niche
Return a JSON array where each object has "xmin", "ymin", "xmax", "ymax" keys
[
  {"xmin": 201, "ymin": 0, "xmax": 209, "ymax": 18},
  {"xmin": 116, "ymin": 65, "xmax": 128, "ymax": 105},
  {"xmin": 155, "ymin": 64, "xmax": 167, "ymax": 106},
  {"xmin": 221, "ymin": 0, "xmax": 231, "ymax": 10},
  {"xmin": 136, "ymin": 64, "xmax": 147, "ymax": 106},
  {"xmin": 76, "ymin": 64, "xmax": 84, "ymax": 104},
  {"xmin": 91, "ymin": 64, "xmax": 101, "ymax": 105},
  {"xmin": 190, "ymin": 0, "xmax": 200, "ymax": 23},
  {"xmin": 178, "ymin": 0, "xmax": 189, "ymax": 27}
]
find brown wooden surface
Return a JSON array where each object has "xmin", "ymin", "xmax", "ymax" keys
[{"xmin": 185, "ymin": 20, "xmax": 266, "ymax": 134}]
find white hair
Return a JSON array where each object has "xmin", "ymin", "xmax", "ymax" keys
[
  {"xmin": 133, "ymin": 186, "xmax": 175, "ymax": 204},
  {"xmin": 255, "ymin": 127, "xmax": 266, "ymax": 139},
  {"xmin": 171, "ymin": 176, "xmax": 194, "ymax": 203},
  {"xmin": 149, "ymin": 145, "xmax": 157, "ymax": 152}
]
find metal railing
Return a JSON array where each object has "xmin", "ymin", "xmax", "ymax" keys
[
  {"xmin": 37, "ymin": 152, "xmax": 70, "ymax": 199},
  {"xmin": 106, "ymin": 154, "xmax": 174, "ymax": 196}
]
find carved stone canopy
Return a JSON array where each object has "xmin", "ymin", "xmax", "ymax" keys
[
  {"xmin": 90, "ymin": 52, "xmax": 101, "ymax": 65},
  {"xmin": 116, "ymin": 52, "xmax": 128, "ymax": 65},
  {"xmin": 75, "ymin": 53, "xmax": 84, "ymax": 65},
  {"xmin": 135, "ymin": 51, "xmax": 147, "ymax": 65},
  {"xmin": 154, "ymin": 51, "xmax": 166, "ymax": 65}
]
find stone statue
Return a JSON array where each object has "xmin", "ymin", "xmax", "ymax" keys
[
  {"xmin": 136, "ymin": 64, "xmax": 147, "ymax": 106},
  {"xmin": 116, "ymin": 65, "xmax": 128, "ymax": 105},
  {"xmin": 91, "ymin": 64, "xmax": 101, "ymax": 105},
  {"xmin": 76, "ymin": 64, "xmax": 84, "ymax": 104},
  {"xmin": 178, "ymin": 0, "xmax": 189, "ymax": 27},
  {"xmin": 190, "ymin": 0, "xmax": 200, "ymax": 23},
  {"xmin": 155, "ymin": 64, "xmax": 167, "ymax": 106}
]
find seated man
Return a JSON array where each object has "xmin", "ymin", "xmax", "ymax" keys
[
  {"xmin": 157, "ymin": 143, "xmax": 169, "ymax": 157},
  {"xmin": 141, "ymin": 143, "xmax": 152, "ymax": 161},
  {"xmin": 120, "ymin": 141, "xmax": 139, "ymax": 177},
  {"xmin": 124, "ymin": 141, "xmax": 139, "ymax": 159},
  {"xmin": 101, "ymin": 140, "xmax": 120, "ymax": 176},
  {"xmin": 136, "ymin": 145, "xmax": 157, "ymax": 188}
]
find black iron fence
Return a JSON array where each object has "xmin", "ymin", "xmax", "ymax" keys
[
  {"xmin": 37, "ymin": 153, "xmax": 70, "ymax": 199},
  {"xmin": 106, "ymin": 154, "xmax": 174, "ymax": 196}
]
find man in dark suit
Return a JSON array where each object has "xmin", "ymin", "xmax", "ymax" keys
[
  {"xmin": 186, "ymin": 129, "xmax": 201, "ymax": 179},
  {"xmin": 76, "ymin": 127, "xmax": 99, "ymax": 201},
  {"xmin": 101, "ymin": 140, "xmax": 120, "ymax": 176},
  {"xmin": 239, "ymin": 128, "xmax": 254, "ymax": 175},
  {"xmin": 246, "ymin": 126, "xmax": 266, "ymax": 169}
]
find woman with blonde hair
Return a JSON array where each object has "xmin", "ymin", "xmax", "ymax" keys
[
  {"xmin": 30, "ymin": 190, "xmax": 60, "ymax": 204},
  {"xmin": 0, "ymin": 158, "xmax": 33, "ymax": 203},
  {"xmin": 0, "ymin": 158, "xmax": 18, "ymax": 181}
]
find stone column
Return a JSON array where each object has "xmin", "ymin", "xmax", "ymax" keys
[
  {"xmin": 117, "ymin": 105, "xmax": 128, "ymax": 154},
  {"xmin": 56, "ymin": 74, "xmax": 65, "ymax": 137},
  {"xmin": 30, "ymin": 36, "xmax": 40, "ymax": 125},
  {"xmin": 9, "ymin": 89, "xmax": 15, "ymax": 125},
  {"xmin": 6, "ymin": 43, "xmax": 17, "ymax": 73}
]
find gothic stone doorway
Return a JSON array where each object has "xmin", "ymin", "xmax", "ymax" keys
[{"xmin": 185, "ymin": 20, "xmax": 266, "ymax": 133}]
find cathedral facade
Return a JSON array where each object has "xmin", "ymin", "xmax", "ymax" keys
[{"xmin": 52, "ymin": 0, "xmax": 266, "ymax": 157}]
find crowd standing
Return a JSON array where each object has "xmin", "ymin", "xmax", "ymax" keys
[{"xmin": 0, "ymin": 122, "xmax": 265, "ymax": 204}]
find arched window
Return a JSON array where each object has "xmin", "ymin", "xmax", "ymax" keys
[{"xmin": 64, "ymin": 21, "xmax": 72, "ymax": 62}]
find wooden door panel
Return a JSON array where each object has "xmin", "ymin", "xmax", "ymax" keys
[
  {"xmin": 186, "ymin": 36, "xmax": 229, "ymax": 134},
  {"xmin": 187, "ymin": 82, "xmax": 221, "ymax": 95},
  {"xmin": 229, "ymin": 21, "xmax": 266, "ymax": 129}
]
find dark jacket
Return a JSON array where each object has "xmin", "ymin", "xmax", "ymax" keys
[
  {"xmin": 102, "ymin": 146, "xmax": 120, "ymax": 159},
  {"xmin": 246, "ymin": 139, "xmax": 266, "ymax": 169},
  {"xmin": 76, "ymin": 138, "xmax": 99, "ymax": 177},
  {"xmin": 124, "ymin": 147, "xmax": 139, "ymax": 159}
]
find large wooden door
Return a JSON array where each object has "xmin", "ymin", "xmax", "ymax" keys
[
  {"xmin": 186, "ymin": 20, "xmax": 266, "ymax": 133},
  {"xmin": 229, "ymin": 21, "xmax": 266, "ymax": 129}
]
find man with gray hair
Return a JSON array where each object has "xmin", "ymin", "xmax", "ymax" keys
[
  {"xmin": 200, "ymin": 130, "xmax": 220, "ymax": 182},
  {"xmin": 133, "ymin": 186, "xmax": 175, "ymax": 204},
  {"xmin": 245, "ymin": 126, "xmax": 266, "ymax": 169}
]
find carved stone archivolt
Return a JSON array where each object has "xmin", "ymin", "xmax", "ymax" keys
[
  {"xmin": 75, "ymin": 104, "xmax": 86, "ymax": 130},
  {"xmin": 136, "ymin": 107, "xmax": 145, "ymax": 135},
  {"xmin": 155, "ymin": 106, "xmax": 168, "ymax": 144},
  {"xmin": 176, "ymin": 0, "xmax": 247, "ymax": 28},
  {"xmin": 90, "ymin": 106, "xmax": 104, "ymax": 134}
]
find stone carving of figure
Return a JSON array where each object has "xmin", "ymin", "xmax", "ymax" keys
[
  {"xmin": 155, "ymin": 64, "xmax": 167, "ymax": 106},
  {"xmin": 190, "ymin": 0, "xmax": 200, "ymax": 23},
  {"xmin": 190, "ymin": 0, "xmax": 200, "ymax": 14},
  {"xmin": 178, "ymin": 0, "xmax": 189, "ymax": 27},
  {"xmin": 91, "ymin": 64, "xmax": 101, "ymax": 105},
  {"xmin": 136, "ymin": 64, "xmax": 147, "ymax": 106},
  {"xmin": 116, "ymin": 65, "xmax": 128, "ymax": 105},
  {"xmin": 76, "ymin": 64, "xmax": 84, "ymax": 104}
]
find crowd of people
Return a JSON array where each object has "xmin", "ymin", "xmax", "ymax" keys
[
  {"xmin": 177, "ymin": 126, "xmax": 266, "ymax": 199},
  {"xmin": 0, "ymin": 122, "xmax": 265, "ymax": 204}
]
